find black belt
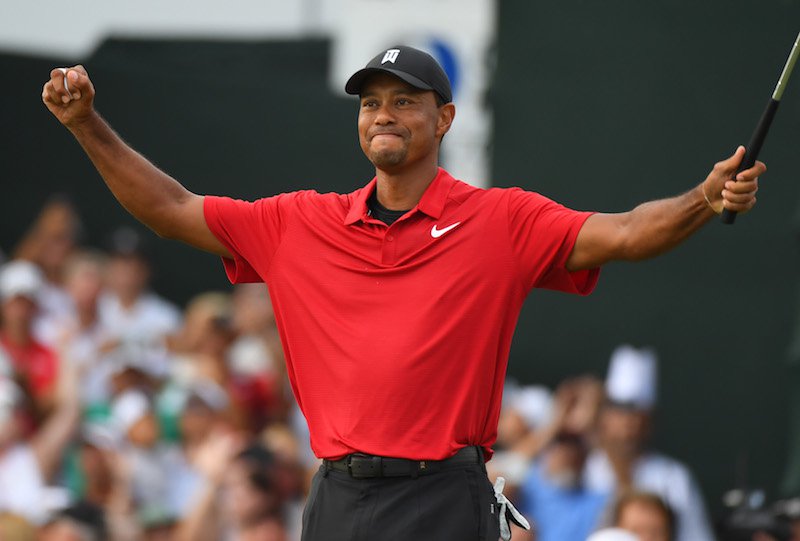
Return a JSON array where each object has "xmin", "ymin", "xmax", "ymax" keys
[{"xmin": 323, "ymin": 446, "xmax": 483, "ymax": 479}]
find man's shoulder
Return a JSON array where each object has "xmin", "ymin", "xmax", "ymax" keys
[
  {"xmin": 262, "ymin": 188, "xmax": 353, "ymax": 210},
  {"xmin": 444, "ymin": 176, "xmax": 530, "ymax": 205},
  {"xmin": 213, "ymin": 188, "xmax": 348, "ymax": 206},
  {"xmin": 138, "ymin": 292, "xmax": 182, "ymax": 320},
  {"xmin": 638, "ymin": 451, "xmax": 694, "ymax": 476}
]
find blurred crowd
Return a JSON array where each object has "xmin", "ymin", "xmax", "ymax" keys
[
  {"xmin": 0, "ymin": 198, "xmax": 798, "ymax": 541},
  {"xmin": 1, "ymin": 199, "xmax": 311, "ymax": 541}
]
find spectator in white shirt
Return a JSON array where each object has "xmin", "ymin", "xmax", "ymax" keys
[
  {"xmin": 99, "ymin": 228, "xmax": 181, "ymax": 379},
  {"xmin": 583, "ymin": 345, "xmax": 715, "ymax": 541}
]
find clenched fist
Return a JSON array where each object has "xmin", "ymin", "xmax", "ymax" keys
[{"xmin": 42, "ymin": 65, "xmax": 96, "ymax": 128}]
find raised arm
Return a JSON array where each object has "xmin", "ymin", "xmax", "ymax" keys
[
  {"xmin": 566, "ymin": 146, "xmax": 765, "ymax": 271},
  {"xmin": 42, "ymin": 66, "xmax": 231, "ymax": 258},
  {"xmin": 30, "ymin": 357, "xmax": 80, "ymax": 481}
]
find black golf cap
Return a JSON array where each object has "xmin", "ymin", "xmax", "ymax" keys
[{"xmin": 345, "ymin": 45, "xmax": 453, "ymax": 104}]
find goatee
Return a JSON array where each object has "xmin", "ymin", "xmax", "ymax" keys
[{"xmin": 369, "ymin": 148, "xmax": 407, "ymax": 169}]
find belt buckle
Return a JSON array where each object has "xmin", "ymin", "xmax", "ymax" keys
[{"xmin": 347, "ymin": 454, "xmax": 383, "ymax": 479}]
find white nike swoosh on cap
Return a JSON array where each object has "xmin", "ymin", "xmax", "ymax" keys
[{"xmin": 431, "ymin": 222, "xmax": 461, "ymax": 238}]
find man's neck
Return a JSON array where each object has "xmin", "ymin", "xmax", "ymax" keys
[
  {"xmin": 116, "ymin": 291, "xmax": 142, "ymax": 311},
  {"xmin": 374, "ymin": 161, "xmax": 439, "ymax": 210}
]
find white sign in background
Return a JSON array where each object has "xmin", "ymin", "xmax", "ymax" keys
[
  {"xmin": 0, "ymin": 0, "xmax": 336, "ymax": 59},
  {"xmin": 1, "ymin": 0, "xmax": 495, "ymax": 186},
  {"xmin": 331, "ymin": 0, "xmax": 496, "ymax": 187}
]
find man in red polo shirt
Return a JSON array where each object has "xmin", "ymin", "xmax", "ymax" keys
[
  {"xmin": 42, "ymin": 46, "xmax": 763, "ymax": 541},
  {"xmin": 0, "ymin": 260, "xmax": 60, "ymax": 420}
]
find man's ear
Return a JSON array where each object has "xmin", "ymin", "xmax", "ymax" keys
[{"xmin": 436, "ymin": 103, "xmax": 456, "ymax": 139}]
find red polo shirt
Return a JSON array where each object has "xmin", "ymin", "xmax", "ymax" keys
[
  {"xmin": 0, "ymin": 333, "xmax": 59, "ymax": 404},
  {"xmin": 204, "ymin": 168, "xmax": 599, "ymax": 460}
]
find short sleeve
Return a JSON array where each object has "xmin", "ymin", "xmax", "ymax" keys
[
  {"xmin": 506, "ymin": 188, "xmax": 600, "ymax": 294},
  {"xmin": 203, "ymin": 193, "xmax": 297, "ymax": 284}
]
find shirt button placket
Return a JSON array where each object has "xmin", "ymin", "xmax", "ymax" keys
[{"xmin": 382, "ymin": 231, "xmax": 397, "ymax": 265}]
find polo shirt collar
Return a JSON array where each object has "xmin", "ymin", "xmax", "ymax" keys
[{"xmin": 343, "ymin": 167, "xmax": 455, "ymax": 225}]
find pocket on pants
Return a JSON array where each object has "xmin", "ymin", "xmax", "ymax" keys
[{"xmin": 463, "ymin": 467, "xmax": 500, "ymax": 541}]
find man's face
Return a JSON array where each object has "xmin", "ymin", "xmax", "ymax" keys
[
  {"xmin": 599, "ymin": 404, "xmax": 651, "ymax": 457},
  {"xmin": 223, "ymin": 460, "xmax": 278, "ymax": 526},
  {"xmin": 65, "ymin": 261, "xmax": 104, "ymax": 311},
  {"xmin": 106, "ymin": 256, "xmax": 149, "ymax": 299},
  {"xmin": 544, "ymin": 438, "xmax": 588, "ymax": 490},
  {"xmin": 617, "ymin": 500, "xmax": 672, "ymax": 541},
  {"xmin": 357, "ymin": 73, "xmax": 453, "ymax": 172},
  {"xmin": 0, "ymin": 295, "xmax": 37, "ymax": 331}
]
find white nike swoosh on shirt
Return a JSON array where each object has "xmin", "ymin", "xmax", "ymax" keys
[{"xmin": 430, "ymin": 222, "xmax": 461, "ymax": 238}]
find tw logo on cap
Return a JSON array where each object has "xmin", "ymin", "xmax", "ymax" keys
[{"xmin": 381, "ymin": 49, "xmax": 401, "ymax": 64}]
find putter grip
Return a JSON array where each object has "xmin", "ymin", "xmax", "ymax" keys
[{"xmin": 721, "ymin": 98, "xmax": 780, "ymax": 224}]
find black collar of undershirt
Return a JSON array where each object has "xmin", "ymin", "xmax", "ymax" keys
[{"xmin": 367, "ymin": 190, "xmax": 410, "ymax": 226}]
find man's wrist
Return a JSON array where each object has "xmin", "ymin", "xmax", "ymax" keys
[
  {"xmin": 701, "ymin": 181, "xmax": 724, "ymax": 214},
  {"xmin": 67, "ymin": 109, "xmax": 102, "ymax": 137}
]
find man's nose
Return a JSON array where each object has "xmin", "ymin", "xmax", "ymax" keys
[{"xmin": 374, "ymin": 103, "xmax": 395, "ymax": 124}]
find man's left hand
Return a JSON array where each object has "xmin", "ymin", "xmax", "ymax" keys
[{"xmin": 702, "ymin": 145, "xmax": 765, "ymax": 214}]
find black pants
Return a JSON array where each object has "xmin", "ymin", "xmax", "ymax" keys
[{"xmin": 301, "ymin": 462, "xmax": 501, "ymax": 541}]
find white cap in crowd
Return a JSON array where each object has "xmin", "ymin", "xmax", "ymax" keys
[
  {"xmin": 0, "ymin": 260, "xmax": 43, "ymax": 302},
  {"xmin": 110, "ymin": 389, "xmax": 151, "ymax": 436},
  {"xmin": 510, "ymin": 385, "xmax": 554, "ymax": 429},
  {"xmin": 586, "ymin": 528, "xmax": 641, "ymax": 541},
  {"xmin": 166, "ymin": 377, "xmax": 229, "ymax": 413},
  {"xmin": 605, "ymin": 344, "xmax": 658, "ymax": 410}
]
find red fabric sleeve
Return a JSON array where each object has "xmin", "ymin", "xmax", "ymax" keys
[
  {"xmin": 203, "ymin": 194, "xmax": 296, "ymax": 284},
  {"xmin": 506, "ymin": 188, "xmax": 600, "ymax": 294}
]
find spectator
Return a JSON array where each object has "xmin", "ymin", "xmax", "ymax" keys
[
  {"xmin": 260, "ymin": 423, "xmax": 309, "ymax": 540},
  {"xmin": 13, "ymin": 197, "xmax": 82, "ymax": 338},
  {"xmin": 74, "ymin": 425, "xmax": 141, "ymax": 541},
  {"xmin": 168, "ymin": 292, "xmax": 235, "ymax": 389},
  {"xmin": 514, "ymin": 378, "xmax": 609, "ymax": 541},
  {"xmin": 162, "ymin": 379, "xmax": 230, "ymax": 518},
  {"xmin": 107, "ymin": 350, "xmax": 162, "ymax": 401},
  {"xmin": 108, "ymin": 389, "xmax": 180, "ymax": 524},
  {"xmin": 0, "ymin": 260, "xmax": 60, "ymax": 418},
  {"xmin": 612, "ymin": 491, "xmax": 675, "ymax": 541},
  {"xmin": 583, "ymin": 345, "xmax": 714, "ymax": 541},
  {"xmin": 44, "ymin": 251, "xmax": 117, "ymax": 417},
  {"xmin": 223, "ymin": 444, "xmax": 287, "ymax": 541},
  {"xmin": 0, "ymin": 357, "xmax": 81, "ymax": 525},
  {"xmin": 169, "ymin": 291, "xmax": 282, "ymax": 432},
  {"xmin": 176, "ymin": 437, "xmax": 288, "ymax": 541},
  {"xmin": 488, "ymin": 381, "xmax": 556, "ymax": 540},
  {"xmin": 74, "ymin": 428, "xmax": 116, "ymax": 509},
  {"xmin": 229, "ymin": 283, "xmax": 291, "ymax": 426},
  {"xmin": 491, "ymin": 384, "xmax": 554, "ymax": 487},
  {"xmin": 99, "ymin": 228, "xmax": 180, "ymax": 379},
  {"xmin": 229, "ymin": 283, "xmax": 283, "ymax": 383}
]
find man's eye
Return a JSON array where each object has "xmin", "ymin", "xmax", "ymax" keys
[
  {"xmin": 397, "ymin": 98, "xmax": 410, "ymax": 105},
  {"xmin": 362, "ymin": 100, "xmax": 377, "ymax": 108}
]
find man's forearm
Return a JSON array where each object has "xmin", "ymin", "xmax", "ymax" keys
[
  {"xmin": 69, "ymin": 112, "xmax": 195, "ymax": 238},
  {"xmin": 44, "ymin": 67, "xmax": 228, "ymax": 256},
  {"xmin": 618, "ymin": 184, "xmax": 714, "ymax": 261},
  {"xmin": 567, "ymin": 185, "xmax": 715, "ymax": 271},
  {"xmin": 567, "ymin": 147, "xmax": 762, "ymax": 271}
]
